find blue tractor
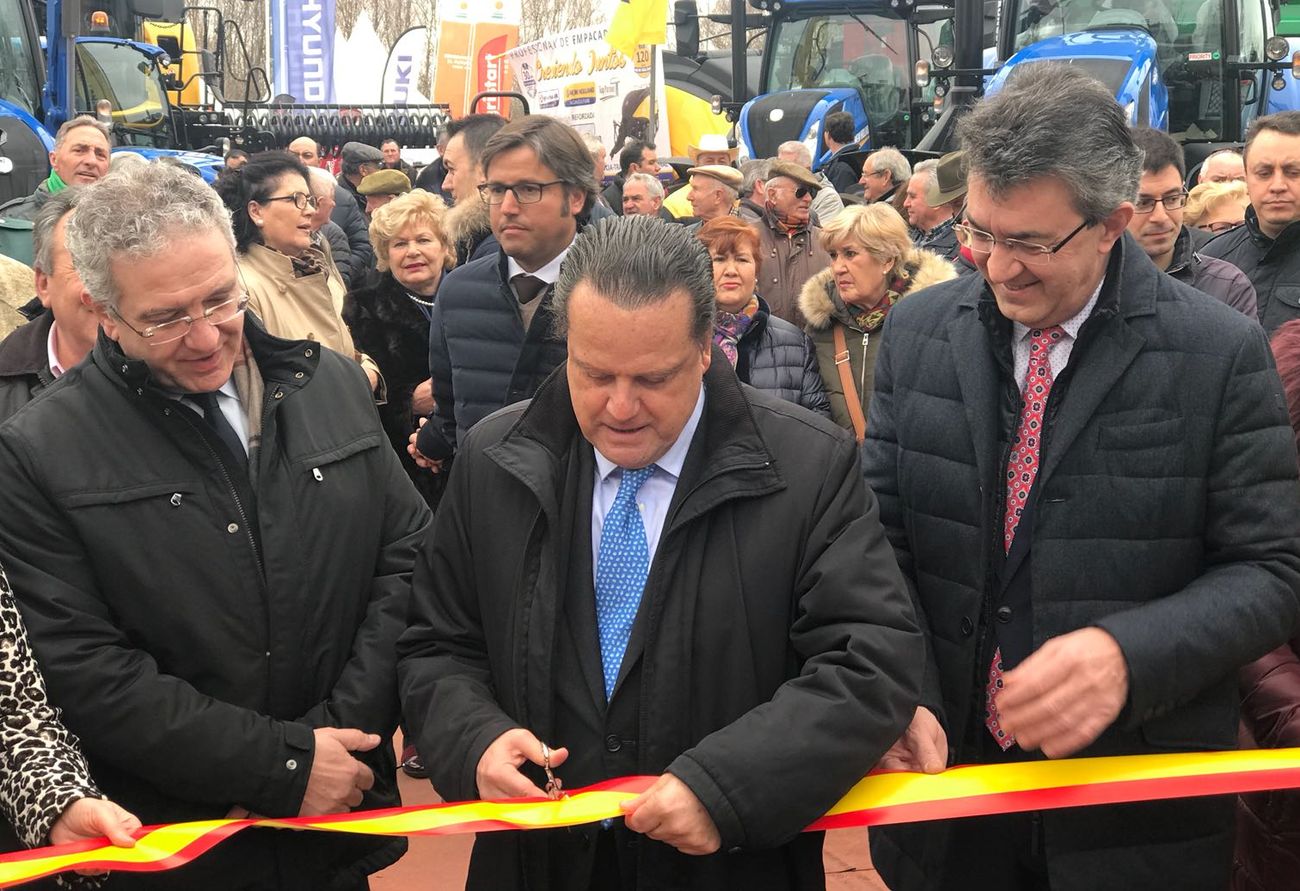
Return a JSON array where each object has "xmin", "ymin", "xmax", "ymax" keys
[
  {"xmin": 921, "ymin": 0, "xmax": 1300, "ymax": 167},
  {"xmin": 0, "ymin": 0, "xmax": 225, "ymax": 206},
  {"xmin": 708, "ymin": 0, "xmax": 961, "ymax": 169}
]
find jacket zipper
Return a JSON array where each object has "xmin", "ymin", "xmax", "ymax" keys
[{"xmin": 859, "ymin": 331, "xmax": 870, "ymax": 400}]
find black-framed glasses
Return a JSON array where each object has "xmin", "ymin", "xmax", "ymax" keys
[
  {"xmin": 1133, "ymin": 192, "xmax": 1189, "ymax": 214},
  {"xmin": 111, "ymin": 294, "xmax": 250, "ymax": 346},
  {"xmin": 477, "ymin": 180, "xmax": 565, "ymax": 205},
  {"xmin": 954, "ymin": 219, "xmax": 1093, "ymax": 266},
  {"xmin": 258, "ymin": 191, "xmax": 319, "ymax": 211}
]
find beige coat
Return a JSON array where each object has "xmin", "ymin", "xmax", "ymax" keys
[
  {"xmin": 237, "ymin": 242, "xmax": 384, "ymax": 398},
  {"xmin": 799, "ymin": 249, "xmax": 956, "ymax": 431}
]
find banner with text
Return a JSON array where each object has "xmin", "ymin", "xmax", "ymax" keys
[
  {"xmin": 432, "ymin": 0, "xmax": 520, "ymax": 117},
  {"xmin": 505, "ymin": 27, "xmax": 668, "ymax": 178},
  {"xmin": 275, "ymin": 0, "xmax": 337, "ymax": 103}
]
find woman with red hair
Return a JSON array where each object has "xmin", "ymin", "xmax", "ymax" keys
[{"xmin": 696, "ymin": 217, "xmax": 830, "ymax": 417}]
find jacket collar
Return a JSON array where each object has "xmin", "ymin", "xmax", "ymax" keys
[
  {"xmin": 92, "ymin": 314, "xmax": 319, "ymax": 397},
  {"xmin": 1242, "ymin": 204, "xmax": 1300, "ymax": 252},
  {"xmin": 485, "ymin": 348, "xmax": 786, "ymax": 527},
  {"xmin": 0, "ymin": 310, "xmax": 53, "ymax": 379}
]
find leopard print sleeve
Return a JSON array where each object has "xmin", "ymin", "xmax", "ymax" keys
[{"xmin": 0, "ymin": 564, "xmax": 102, "ymax": 849}]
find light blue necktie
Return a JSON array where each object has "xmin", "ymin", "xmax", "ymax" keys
[{"xmin": 595, "ymin": 466, "xmax": 655, "ymax": 700}]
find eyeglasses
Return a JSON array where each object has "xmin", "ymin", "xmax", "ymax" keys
[
  {"xmin": 1197, "ymin": 219, "xmax": 1241, "ymax": 234},
  {"xmin": 954, "ymin": 219, "xmax": 1093, "ymax": 266},
  {"xmin": 478, "ymin": 180, "xmax": 565, "ymax": 205},
  {"xmin": 259, "ymin": 191, "xmax": 320, "ymax": 211},
  {"xmin": 863, "ymin": 169, "xmax": 889, "ymax": 179},
  {"xmin": 111, "ymin": 294, "xmax": 249, "ymax": 346},
  {"xmin": 1133, "ymin": 192, "xmax": 1189, "ymax": 213}
]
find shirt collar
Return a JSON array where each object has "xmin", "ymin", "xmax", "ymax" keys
[
  {"xmin": 594, "ymin": 387, "xmax": 705, "ymax": 482},
  {"xmin": 1012, "ymin": 277, "xmax": 1103, "ymax": 343},
  {"xmin": 46, "ymin": 319, "xmax": 65, "ymax": 378},
  {"xmin": 506, "ymin": 238, "xmax": 575, "ymax": 286}
]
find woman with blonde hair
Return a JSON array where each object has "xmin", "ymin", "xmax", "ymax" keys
[
  {"xmin": 800, "ymin": 203, "xmax": 956, "ymax": 437},
  {"xmin": 343, "ymin": 189, "xmax": 454, "ymax": 510},
  {"xmin": 1185, "ymin": 179, "xmax": 1250, "ymax": 234}
]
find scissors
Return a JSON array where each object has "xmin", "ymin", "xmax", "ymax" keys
[{"xmin": 540, "ymin": 743, "xmax": 566, "ymax": 800}]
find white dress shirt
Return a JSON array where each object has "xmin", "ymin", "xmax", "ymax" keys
[
  {"xmin": 591, "ymin": 388, "xmax": 705, "ymax": 573},
  {"xmin": 1011, "ymin": 280, "xmax": 1103, "ymax": 392},
  {"xmin": 183, "ymin": 379, "xmax": 249, "ymax": 454}
]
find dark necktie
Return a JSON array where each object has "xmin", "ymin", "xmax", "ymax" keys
[
  {"xmin": 985, "ymin": 325, "xmax": 1064, "ymax": 750},
  {"xmin": 511, "ymin": 274, "xmax": 547, "ymax": 304},
  {"xmin": 193, "ymin": 391, "xmax": 247, "ymax": 471}
]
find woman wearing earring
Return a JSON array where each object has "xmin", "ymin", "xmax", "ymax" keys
[
  {"xmin": 799, "ymin": 203, "xmax": 956, "ymax": 438},
  {"xmin": 215, "ymin": 152, "xmax": 384, "ymax": 398}
]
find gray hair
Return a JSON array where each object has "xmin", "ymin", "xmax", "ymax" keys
[
  {"xmin": 554, "ymin": 215, "xmax": 715, "ymax": 341},
  {"xmin": 54, "ymin": 115, "xmax": 113, "ymax": 150},
  {"xmin": 67, "ymin": 162, "xmax": 235, "ymax": 308},
  {"xmin": 624, "ymin": 171, "xmax": 663, "ymax": 200},
  {"xmin": 307, "ymin": 165, "xmax": 337, "ymax": 197},
  {"xmin": 581, "ymin": 133, "xmax": 606, "ymax": 160},
  {"xmin": 865, "ymin": 148, "xmax": 910, "ymax": 185},
  {"xmin": 31, "ymin": 188, "xmax": 79, "ymax": 275},
  {"xmin": 957, "ymin": 63, "xmax": 1142, "ymax": 223},
  {"xmin": 911, "ymin": 158, "xmax": 938, "ymax": 187},
  {"xmin": 740, "ymin": 159, "xmax": 769, "ymax": 196},
  {"xmin": 777, "ymin": 140, "xmax": 813, "ymax": 168}
]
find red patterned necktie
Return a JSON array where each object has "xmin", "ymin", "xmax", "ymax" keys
[{"xmin": 986, "ymin": 325, "xmax": 1065, "ymax": 750}]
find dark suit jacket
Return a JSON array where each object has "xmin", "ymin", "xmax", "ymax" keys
[{"xmin": 861, "ymin": 235, "xmax": 1300, "ymax": 891}]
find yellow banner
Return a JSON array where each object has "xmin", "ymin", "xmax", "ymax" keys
[{"xmin": 605, "ymin": 0, "xmax": 668, "ymax": 58}]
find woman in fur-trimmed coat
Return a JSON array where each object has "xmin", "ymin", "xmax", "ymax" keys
[
  {"xmin": 800, "ymin": 203, "xmax": 956, "ymax": 434},
  {"xmin": 344, "ymin": 190, "xmax": 456, "ymax": 509}
]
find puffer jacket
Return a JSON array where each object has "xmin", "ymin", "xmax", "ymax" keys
[
  {"xmin": 728, "ymin": 296, "xmax": 830, "ymax": 417},
  {"xmin": 1201, "ymin": 206, "xmax": 1300, "ymax": 334},
  {"xmin": 330, "ymin": 183, "xmax": 374, "ymax": 277},
  {"xmin": 317, "ymin": 221, "xmax": 356, "ymax": 289},
  {"xmin": 1234, "ymin": 637, "xmax": 1300, "ymax": 891},
  {"xmin": 799, "ymin": 249, "xmax": 956, "ymax": 431},
  {"xmin": 444, "ymin": 197, "xmax": 499, "ymax": 267},
  {"xmin": 428, "ymin": 248, "xmax": 567, "ymax": 449},
  {"xmin": 1166, "ymin": 225, "xmax": 1258, "ymax": 321}
]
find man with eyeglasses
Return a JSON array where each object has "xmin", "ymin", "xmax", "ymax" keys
[
  {"xmin": 863, "ymin": 64, "xmax": 1300, "ymax": 891},
  {"xmin": 1203, "ymin": 111, "xmax": 1300, "ymax": 334},
  {"xmin": 0, "ymin": 161, "xmax": 431, "ymax": 890},
  {"xmin": 416, "ymin": 115, "xmax": 595, "ymax": 467},
  {"xmin": 750, "ymin": 159, "xmax": 832, "ymax": 328},
  {"xmin": 859, "ymin": 147, "xmax": 911, "ymax": 203},
  {"xmin": 1126, "ymin": 128, "xmax": 1256, "ymax": 319}
]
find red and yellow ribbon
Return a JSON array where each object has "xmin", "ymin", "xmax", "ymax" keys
[{"xmin": 4, "ymin": 748, "xmax": 1299, "ymax": 887}]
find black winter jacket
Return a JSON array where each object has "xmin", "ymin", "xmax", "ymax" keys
[
  {"xmin": 428, "ymin": 249, "xmax": 568, "ymax": 448},
  {"xmin": 0, "ymin": 310, "xmax": 53, "ymax": 423},
  {"xmin": 729, "ymin": 297, "xmax": 830, "ymax": 416},
  {"xmin": 1167, "ymin": 225, "xmax": 1258, "ymax": 320},
  {"xmin": 344, "ymin": 272, "xmax": 444, "ymax": 507},
  {"xmin": 318, "ymin": 220, "xmax": 356, "ymax": 288},
  {"xmin": 0, "ymin": 320, "xmax": 432, "ymax": 890},
  {"xmin": 1202, "ymin": 206, "xmax": 1300, "ymax": 333},
  {"xmin": 330, "ymin": 182, "xmax": 374, "ymax": 277},
  {"xmin": 823, "ymin": 144, "xmax": 859, "ymax": 194},
  {"xmin": 398, "ymin": 355, "xmax": 920, "ymax": 891},
  {"xmin": 862, "ymin": 236, "xmax": 1300, "ymax": 891}
]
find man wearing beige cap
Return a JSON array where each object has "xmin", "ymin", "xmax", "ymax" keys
[
  {"xmin": 751, "ymin": 159, "xmax": 831, "ymax": 326},
  {"xmin": 686, "ymin": 164, "xmax": 741, "ymax": 227},
  {"xmin": 358, "ymin": 168, "xmax": 412, "ymax": 218}
]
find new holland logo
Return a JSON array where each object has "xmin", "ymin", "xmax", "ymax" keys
[{"xmin": 564, "ymin": 82, "xmax": 597, "ymax": 106}]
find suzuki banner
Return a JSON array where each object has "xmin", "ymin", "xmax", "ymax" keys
[
  {"xmin": 505, "ymin": 27, "xmax": 668, "ymax": 177},
  {"xmin": 432, "ymin": 0, "xmax": 521, "ymax": 117},
  {"xmin": 273, "ymin": 0, "xmax": 337, "ymax": 102},
  {"xmin": 382, "ymin": 27, "xmax": 430, "ymax": 104}
]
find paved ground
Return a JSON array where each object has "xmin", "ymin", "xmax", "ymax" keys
[{"xmin": 371, "ymin": 750, "xmax": 889, "ymax": 890}]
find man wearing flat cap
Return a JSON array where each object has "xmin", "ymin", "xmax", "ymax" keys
[
  {"xmin": 358, "ymin": 168, "xmax": 412, "ymax": 218},
  {"xmin": 685, "ymin": 165, "xmax": 742, "ymax": 230},
  {"xmin": 750, "ymin": 159, "xmax": 831, "ymax": 327},
  {"xmin": 340, "ymin": 141, "xmax": 384, "ymax": 215}
]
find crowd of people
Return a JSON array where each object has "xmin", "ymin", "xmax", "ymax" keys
[{"xmin": 0, "ymin": 59, "xmax": 1297, "ymax": 890}]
